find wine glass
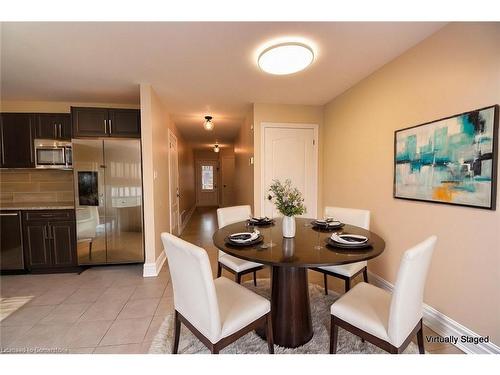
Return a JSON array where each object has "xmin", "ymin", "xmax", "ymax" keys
[{"xmin": 266, "ymin": 194, "xmax": 276, "ymax": 248}]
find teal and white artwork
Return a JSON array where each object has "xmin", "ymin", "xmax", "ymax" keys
[{"xmin": 394, "ymin": 105, "xmax": 498, "ymax": 209}]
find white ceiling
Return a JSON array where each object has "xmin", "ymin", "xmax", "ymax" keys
[{"xmin": 1, "ymin": 22, "xmax": 445, "ymax": 145}]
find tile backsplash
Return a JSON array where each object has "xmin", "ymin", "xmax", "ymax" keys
[{"xmin": 0, "ymin": 169, "xmax": 74, "ymax": 203}]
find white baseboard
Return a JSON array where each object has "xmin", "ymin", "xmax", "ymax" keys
[
  {"xmin": 179, "ymin": 205, "xmax": 196, "ymax": 234},
  {"xmin": 142, "ymin": 251, "xmax": 166, "ymax": 277},
  {"xmin": 368, "ymin": 271, "xmax": 500, "ymax": 354}
]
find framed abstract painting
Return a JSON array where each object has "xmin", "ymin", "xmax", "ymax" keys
[{"xmin": 394, "ymin": 105, "xmax": 498, "ymax": 210}]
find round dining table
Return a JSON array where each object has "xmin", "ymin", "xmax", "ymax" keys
[{"xmin": 212, "ymin": 217, "xmax": 385, "ymax": 348}]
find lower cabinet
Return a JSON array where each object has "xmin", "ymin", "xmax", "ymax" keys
[{"xmin": 23, "ymin": 210, "xmax": 77, "ymax": 271}]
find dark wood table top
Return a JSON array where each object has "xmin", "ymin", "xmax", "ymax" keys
[{"xmin": 212, "ymin": 217, "xmax": 385, "ymax": 268}]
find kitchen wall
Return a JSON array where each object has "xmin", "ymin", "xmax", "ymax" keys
[
  {"xmin": 0, "ymin": 169, "xmax": 74, "ymax": 204},
  {"xmin": 322, "ymin": 22, "xmax": 500, "ymax": 344},
  {"xmin": 253, "ymin": 103, "xmax": 324, "ymax": 216},
  {"xmin": 234, "ymin": 108, "xmax": 255, "ymax": 209}
]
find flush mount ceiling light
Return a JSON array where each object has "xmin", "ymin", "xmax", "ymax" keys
[
  {"xmin": 213, "ymin": 143, "xmax": 220, "ymax": 153},
  {"xmin": 258, "ymin": 42, "xmax": 314, "ymax": 75},
  {"xmin": 204, "ymin": 115, "xmax": 214, "ymax": 131}
]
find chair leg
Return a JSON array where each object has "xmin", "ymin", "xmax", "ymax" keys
[
  {"xmin": 217, "ymin": 263, "xmax": 222, "ymax": 278},
  {"xmin": 345, "ymin": 278, "xmax": 351, "ymax": 293},
  {"xmin": 266, "ymin": 313, "xmax": 274, "ymax": 354},
  {"xmin": 330, "ymin": 315, "xmax": 338, "ymax": 354},
  {"xmin": 212, "ymin": 347, "xmax": 219, "ymax": 354},
  {"xmin": 172, "ymin": 310, "xmax": 181, "ymax": 354},
  {"xmin": 323, "ymin": 273, "xmax": 328, "ymax": 295},
  {"xmin": 417, "ymin": 320, "xmax": 425, "ymax": 354},
  {"xmin": 236, "ymin": 273, "xmax": 241, "ymax": 284},
  {"xmin": 253, "ymin": 271, "xmax": 257, "ymax": 286},
  {"xmin": 363, "ymin": 267, "xmax": 368, "ymax": 283}
]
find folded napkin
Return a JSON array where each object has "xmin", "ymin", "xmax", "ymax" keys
[
  {"xmin": 249, "ymin": 216, "xmax": 271, "ymax": 223},
  {"xmin": 229, "ymin": 230, "xmax": 260, "ymax": 243},
  {"xmin": 331, "ymin": 233, "xmax": 368, "ymax": 245},
  {"xmin": 315, "ymin": 219, "xmax": 342, "ymax": 227}
]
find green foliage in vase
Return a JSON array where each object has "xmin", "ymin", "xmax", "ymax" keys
[{"xmin": 268, "ymin": 179, "xmax": 306, "ymax": 217}]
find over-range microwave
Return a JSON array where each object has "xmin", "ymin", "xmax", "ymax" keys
[{"xmin": 34, "ymin": 139, "xmax": 72, "ymax": 169}]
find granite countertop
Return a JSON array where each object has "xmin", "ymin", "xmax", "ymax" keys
[{"xmin": 0, "ymin": 202, "xmax": 75, "ymax": 210}]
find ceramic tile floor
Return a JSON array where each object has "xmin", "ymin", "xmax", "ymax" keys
[{"xmin": 0, "ymin": 207, "xmax": 462, "ymax": 354}]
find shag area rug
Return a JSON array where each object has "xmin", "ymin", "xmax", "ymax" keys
[{"xmin": 149, "ymin": 279, "xmax": 421, "ymax": 354}]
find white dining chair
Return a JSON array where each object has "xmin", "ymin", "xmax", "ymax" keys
[
  {"xmin": 310, "ymin": 206, "xmax": 371, "ymax": 294},
  {"xmin": 329, "ymin": 235, "xmax": 437, "ymax": 354},
  {"xmin": 216, "ymin": 205, "xmax": 264, "ymax": 285},
  {"xmin": 161, "ymin": 232, "xmax": 274, "ymax": 354}
]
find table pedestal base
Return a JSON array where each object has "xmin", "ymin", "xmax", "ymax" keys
[{"xmin": 257, "ymin": 266, "xmax": 313, "ymax": 348}]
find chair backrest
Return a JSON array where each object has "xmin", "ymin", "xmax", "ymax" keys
[
  {"xmin": 161, "ymin": 232, "xmax": 221, "ymax": 343},
  {"xmin": 324, "ymin": 206, "xmax": 370, "ymax": 230},
  {"xmin": 216, "ymin": 205, "xmax": 252, "ymax": 260},
  {"xmin": 217, "ymin": 205, "xmax": 252, "ymax": 228},
  {"xmin": 388, "ymin": 236, "xmax": 437, "ymax": 346}
]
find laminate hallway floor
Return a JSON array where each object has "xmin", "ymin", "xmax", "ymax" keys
[{"xmin": 0, "ymin": 207, "xmax": 462, "ymax": 354}]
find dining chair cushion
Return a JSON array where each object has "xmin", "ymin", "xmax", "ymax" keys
[
  {"xmin": 219, "ymin": 253, "xmax": 263, "ymax": 273},
  {"xmin": 216, "ymin": 205, "xmax": 263, "ymax": 271},
  {"xmin": 217, "ymin": 205, "xmax": 252, "ymax": 228},
  {"xmin": 324, "ymin": 206, "xmax": 370, "ymax": 230},
  {"xmin": 388, "ymin": 236, "xmax": 437, "ymax": 347},
  {"xmin": 214, "ymin": 277, "xmax": 270, "ymax": 339},
  {"xmin": 330, "ymin": 282, "xmax": 391, "ymax": 342},
  {"xmin": 319, "ymin": 261, "xmax": 367, "ymax": 277},
  {"xmin": 161, "ymin": 232, "xmax": 221, "ymax": 343}
]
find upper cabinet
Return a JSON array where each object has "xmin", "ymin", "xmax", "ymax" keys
[
  {"xmin": 36, "ymin": 113, "xmax": 72, "ymax": 140},
  {"xmin": 0, "ymin": 113, "xmax": 36, "ymax": 168},
  {"xmin": 71, "ymin": 107, "xmax": 141, "ymax": 138}
]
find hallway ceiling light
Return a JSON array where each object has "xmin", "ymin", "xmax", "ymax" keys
[
  {"xmin": 258, "ymin": 42, "xmax": 314, "ymax": 75},
  {"xmin": 204, "ymin": 115, "xmax": 214, "ymax": 131},
  {"xmin": 213, "ymin": 143, "xmax": 220, "ymax": 153}
]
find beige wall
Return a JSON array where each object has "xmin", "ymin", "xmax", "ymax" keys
[
  {"xmin": 234, "ymin": 109, "xmax": 255, "ymax": 209},
  {"xmin": 140, "ymin": 84, "xmax": 195, "ymax": 267},
  {"xmin": 0, "ymin": 100, "xmax": 139, "ymax": 113},
  {"xmin": 178, "ymin": 136, "xmax": 195, "ymax": 222},
  {"xmin": 323, "ymin": 23, "xmax": 500, "ymax": 344},
  {"xmin": 253, "ymin": 103, "xmax": 324, "ymax": 216}
]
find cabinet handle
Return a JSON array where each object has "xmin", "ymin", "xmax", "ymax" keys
[
  {"xmin": 46, "ymin": 224, "xmax": 53, "ymax": 239},
  {"xmin": 0, "ymin": 212, "xmax": 19, "ymax": 216},
  {"xmin": 54, "ymin": 123, "xmax": 58, "ymax": 138},
  {"xmin": 109, "ymin": 119, "xmax": 112, "ymax": 134},
  {"xmin": 43, "ymin": 225, "xmax": 48, "ymax": 239},
  {"xmin": 104, "ymin": 119, "xmax": 108, "ymax": 134},
  {"xmin": 58, "ymin": 123, "xmax": 62, "ymax": 138},
  {"xmin": 52, "ymin": 225, "xmax": 56, "ymax": 239}
]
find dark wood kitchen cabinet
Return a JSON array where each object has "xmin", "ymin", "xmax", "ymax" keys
[
  {"xmin": 71, "ymin": 107, "xmax": 141, "ymax": 138},
  {"xmin": 0, "ymin": 113, "xmax": 36, "ymax": 168},
  {"xmin": 36, "ymin": 113, "xmax": 72, "ymax": 140},
  {"xmin": 23, "ymin": 210, "xmax": 77, "ymax": 271}
]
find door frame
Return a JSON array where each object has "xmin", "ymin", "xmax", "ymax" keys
[
  {"xmin": 167, "ymin": 129, "xmax": 181, "ymax": 235},
  {"xmin": 260, "ymin": 122, "xmax": 319, "ymax": 218}
]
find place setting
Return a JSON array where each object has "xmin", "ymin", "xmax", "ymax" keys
[
  {"xmin": 325, "ymin": 232, "xmax": 373, "ymax": 250},
  {"xmin": 310, "ymin": 217, "xmax": 344, "ymax": 231},
  {"xmin": 224, "ymin": 229, "xmax": 264, "ymax": 247},
  {"xmin": 246, "ymin": 216, "xmax": 275, "ymax": 226}
]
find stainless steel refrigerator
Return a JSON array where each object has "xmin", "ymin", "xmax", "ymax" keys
[{"xmin": 72, "ymin": 139, "xmax": 144, "ymax": 265}]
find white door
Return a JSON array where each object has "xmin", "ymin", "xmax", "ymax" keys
[
  {"xmin": 168, "ymin": 131, "xmax": 180, "ymax": 235},
  {"xmin": 196, "ymin": 160, "xmax": 219, "ymax": 206},
  {"xmin": 221, "ymin": 156, "xmax": 235, "ymax": 207},
  {"xmin": 262, "ymin": 124, "xmax": 318, "ymax": 218}
]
